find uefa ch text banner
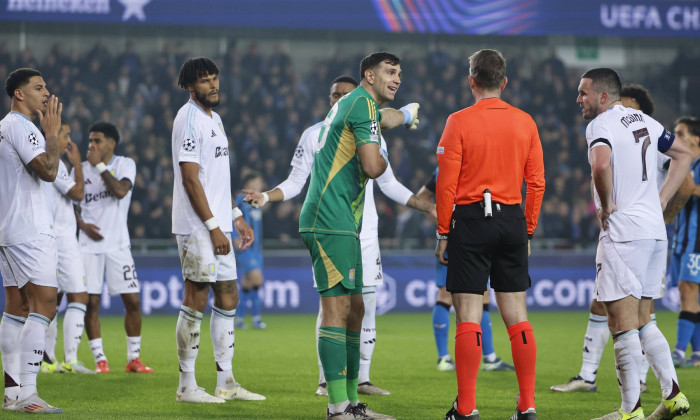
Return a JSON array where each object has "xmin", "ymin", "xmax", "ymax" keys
[
  {"xmin": 1, "ymin": 0, "xmax": 700, "ymax": 37},
  {"xmin": 0, "ymin": 253, "xmax": 682, "ymax": 314}
]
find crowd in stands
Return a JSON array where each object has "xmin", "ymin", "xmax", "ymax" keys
[{"xmin": 0, "ymin": 39, "xmax": 686, "ymax": 250}]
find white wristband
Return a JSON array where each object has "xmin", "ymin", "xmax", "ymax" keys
[
  {"xmin": 232, "ymin": 207, "xmax": 243, "ymax": 220},
  {"xmin": 204, "ymin": 217, "xmax": 219, "ymax": 231},
  {"xmin": 251, "ymin": 192, "xmax": 269, "ymax": 209},
  {"xmin": 95, "ymin": 162, "xmax": 108, "ymax": 174}
]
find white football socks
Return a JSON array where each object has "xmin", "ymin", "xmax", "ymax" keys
[
  {"xmin": 211, "ymin": 306, "xmax": 236, "ymax": 389},
  {"xmin": 126, "ymin": 336, "xmax": 142, "ymax": 363},
  {"xmin": 612, "ymin": 330, "xmax": 642, "ymax": 413},
  {"xmin": 0, "ymin": 313, "xmax": 25, "ymax": 401},
  {"xmin": 639, "ymin": 321, "xmax": 679, "ymax": 399},
  {"xmin": 89, "ymin": 337, "xmax": 107, "ymax": 363},
  {"xmin": 63, "ymin": 302, "xmax": 86, "ymax": 364},
  {"xmin": 579, "ymin": 313, "xmax": 609, "ymax": 383},
  {"xmin": 20, "ymin": 313, "xmax": 50, "ymax": 400},
  {"xmin": 176, "ymin": 305, "xmax": 202, "ymax": 390},
  {"xmin": 359, "ymin": 288, "xmax": 377, "ymax": 384}
]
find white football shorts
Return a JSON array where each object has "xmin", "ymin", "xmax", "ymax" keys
[
  {"xmin": 83, "ymin": 246, "xmax": 140, "ymax": 296},
  {"xmin": 594, "ymin": 236, "xmax": 667, "ymax": 302},
  {"xmin": 56, "ymin": 234, "xmax": 87, "ymax": 294},
  {"xmin": 0, "ymin": 234, "xmax": 58, "ymax": 289},
  {"xmin": 176, "ymin": 229, "xmax": 237, "ymax": 283}
]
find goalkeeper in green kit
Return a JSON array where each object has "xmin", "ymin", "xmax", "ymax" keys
[{"xmin": 299, "ymin": 52, "xmax": 419, "ymax": 420}]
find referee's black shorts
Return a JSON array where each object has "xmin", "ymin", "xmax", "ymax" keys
[{"xmin": 446, "ymin": 202, "xmax": 530, "ymax": 295}]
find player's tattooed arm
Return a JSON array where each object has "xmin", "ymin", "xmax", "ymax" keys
[
  {"xmin": 28, "ymin": 95, "xmax": 62, "ymax": 182},
  {"xmin": 100, "ymin": 171, "xmax": 132, "ymax": 199}
]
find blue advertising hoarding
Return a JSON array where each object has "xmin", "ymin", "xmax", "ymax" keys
[
  {"xmin": 0, "ymin": 253, "xmax": 682, "ymax": 316},
  {"xmin": 1, "ymin": 0, "xmax": 699, "ymax": 37}
]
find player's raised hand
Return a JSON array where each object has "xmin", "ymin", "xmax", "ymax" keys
[
  {"xmin": 38, "ymin": 95, "xmax": 63, "ymax": 138},
  {"xmin": 65, "ymin": 141, "xmax": 81, "ymax": 165},
  {"xmin": 400, "ymin": 103, "xmax": 420, "ymax": 130},
  {"xmin": 234, "ymin": 217, "xmax": 254, "ymax": 251},
  {"xmin": 242, "ymin": 189, "xmax": 269, "ymax": 209},
  {"xmin": 210, "ymin": 228, "xmax": 231, "ymax": 255}
]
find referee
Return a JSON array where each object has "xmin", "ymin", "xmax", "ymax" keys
[{"xmin": 436, "ymin": 49, "xmax": 545, "ymax": 420}]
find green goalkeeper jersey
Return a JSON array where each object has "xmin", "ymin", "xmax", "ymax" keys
[{"xmin": 299, "ymin": 86, "xmax": 383, "ymax": 237}]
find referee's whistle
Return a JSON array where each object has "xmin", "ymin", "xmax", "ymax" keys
[{"xmin": 484, "ymin": 189, "xmax": 493, "ymax": 218}]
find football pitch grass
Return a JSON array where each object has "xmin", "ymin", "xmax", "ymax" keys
[{"xmin": 2, "ymin": 311, "xmax": 698, "ymax": 419}]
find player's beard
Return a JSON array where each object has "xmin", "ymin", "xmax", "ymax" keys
[{"xmin": 195, "ymin": 90, "xmax": 219, "ymax": 108}]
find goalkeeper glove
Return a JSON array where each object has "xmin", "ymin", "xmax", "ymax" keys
[{"xmin": 399, "ymin": 103, "xmax": 420, "ymax": 130}]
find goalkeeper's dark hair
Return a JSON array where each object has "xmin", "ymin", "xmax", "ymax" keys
[
  {"xmin": 177, "ymin": 57, "xmax": 220, "ymax": 89},
  {"xmin": 5, "ymin": 68, "xmax": 42, "ymax": 98},
  {"xmin": 621, "ymin": 84, "xmax": 654, "ymax": 116},
  {"xmin": 89, "ymin": 121, "xmax": 120, "ymax": 144},
  {"xmin": 331, "ymin": 76, "xmax": 358, "ymax": 87},
  {"xmin": 675, "ymin": 116, "xmax": 700, "ymax": 138},
  {"xmin": 581, "ymin": 68, "xmax": 621, "ymax": 100},
  {"xmin": 360, "ymin": 52, "xmax": 400, "ymax": 81}
]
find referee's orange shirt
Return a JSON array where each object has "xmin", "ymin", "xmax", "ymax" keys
[{"xmin": 436, "ymin": 97, "xmax": 545, "ymax": 237}]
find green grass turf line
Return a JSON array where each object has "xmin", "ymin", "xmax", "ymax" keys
[{"xmin": 1, "ymin": 311, "xmax": 697, "ymax": 419}]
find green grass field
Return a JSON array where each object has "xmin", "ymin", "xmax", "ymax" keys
[{"xmin": 2, "ymin": 311, "xmax": 698, "ymax": 419}]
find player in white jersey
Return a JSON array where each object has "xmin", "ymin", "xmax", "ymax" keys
[
  {"xmin": 243, "ymin": 76, "xmax": 430, "ymax": 398},
  {"xmin": 578, "ymin": 68, "xmax": 691, "ymax": 420},
  {"xmin": 74, "ymin": 121, "xmax": 153, "ymax": 375},
  {"xmin": 551, "ymin": 84, "xmax": 693, "ymax": 395},
  {"xmin": 0, "ymin": 68, "xmax": 63, "ymax": 413},
  {"xmin": 172, "ymin": 57, "xmax": 263, "ymax": 404},
  {"xmin": 39, "ymin": 120, "xmax": 94, "ymax": 375}
]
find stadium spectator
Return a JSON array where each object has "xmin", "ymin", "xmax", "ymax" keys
[
  {"xmin": 171, "ymin": 57, "xmax": 264, "ymax": 404},
  {"xmin": 435, "ymin": 49, "xmax": 545, "ymax": 420},
  {"xmin": 0, "ymin": 67, "xmax": 63, "ymax": 413},
  {"xmin": 577, "ymin": 68, "xmax": 691, "ymax": 420},
  {"xmin": 75, "ymin": 121, "xmax": 153, "ymax": 374}
]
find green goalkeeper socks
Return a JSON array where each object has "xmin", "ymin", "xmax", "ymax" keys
[
  {"xmin": 319, "ymin": 326, "xmax": 348, "ymax": 404},
  {"xmin": 346, "ymin": 330, "xmax": 361, "ymax": 403}
]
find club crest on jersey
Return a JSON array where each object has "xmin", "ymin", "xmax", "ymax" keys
[
  {"xmin": 183, "ymin": 138, "xmax": 195, "ymax": 152},
  {"xmin": 348, "ymin": 268, "xmax": 355, "ymax": 282},
  {"xmin": 28, "ymin": 132, "xmax": 39, "ymax": 146},
  {"xmin": 208, "ymin": 264, "xmax": 216, "ymax": 276}
]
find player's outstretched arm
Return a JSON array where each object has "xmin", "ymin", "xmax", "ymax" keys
[
  {"xmin": 374, "ymin": 154, "xmax": 436, "ymax": 221},
  {"xmin": 243, "ymin": 188, "xmax": 284, "ymax": 209},
  {"xmin": 181, "ymin": 161, "xmax": 230, "ymax": 255},
  {"xmin": 27, "ymin": 95, "xmax": 62, "ymax": 182},
  {"xmin": 379, "ymin": 103, "xmax": 420, "ymax": 130}
]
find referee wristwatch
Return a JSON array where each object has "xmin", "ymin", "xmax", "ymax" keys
[{"xmin": 436, "ymin": 230, "xmax": 449, "ymax": 240}]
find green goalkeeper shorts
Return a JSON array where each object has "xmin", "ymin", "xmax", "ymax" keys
[{"xmin": 301, "ymin": 232, "xmax": 363, "ymax": 297}]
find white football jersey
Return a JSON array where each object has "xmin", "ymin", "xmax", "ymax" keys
[
  {"xmin": 0, "ymin": 111, "xmax": 53, "ymax": 246},
  {"xmin": 76, "ymin": 156, "xmax": 135, "ymax": 253},
  {"xmin": 656, "ymin": 152, "xmax": 671, "ymax": 191},
  {"xmin": 587, "ymin": 104, "xmax": 671, "ymax": 241},
  {"xmin": 43, "ymin": 160, "xmax": 77, "ymax": 238},
  {"xmin": 172, "ymin": 99, "xmax": 232, "ymax": 235},
  {"xmin": 290, "ymin": 124, "xmax": 409, "ymax": 239}
]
